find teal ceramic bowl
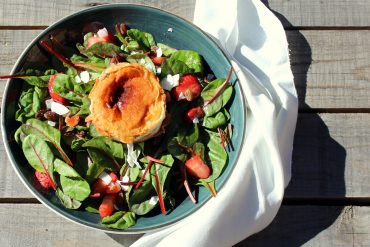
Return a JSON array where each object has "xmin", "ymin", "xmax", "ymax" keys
[{"xmin": 1, "ymin": 4, "xmax": 245, "ymax": 233}]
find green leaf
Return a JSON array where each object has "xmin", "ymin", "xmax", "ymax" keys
[
  {"xmin": 52, "ymin": 74, "xmax": 93, "ymax": 103},
  {"xmin": 85, "ymin": 148, "xmax": 120, "ymax": 182},
  {"xmin": 201, "ymin": 78, "xmax": 233, "ymax": 116},
  {"xmin": 128, "ymin": 180, "xmax": 157, "ymax": 215},
  {"xmin": 101, "ymin": 211, "xmax": 136, "ymax": 230},
  {"xmin": 16, "ymin": 85, "xmax": 47, "ymax": 123},
  {"xmin": 150, "ymin": 154, "xmax": 174, "ymax": 196},
  {"xmin": 202, "ymin": 110, "xmax": 228, "ymax": 129},
  {"xmin": 70, "ymin": 54, "xmax": 109, "ymax": 72},
  {"xmin": 56, "ymin": 188, "xmax": 82, "ymax": 209},
  {"xmin": 22, "ymin": 135, "xmax": 55, "ymax": 179},
  {"xmin": 19, "ymin": 119, "xmax": 73, "ymax": 166},
  {"xmin": 127, "ymin": 29, "xmax": 156, "ymax": 51},
  {"xmin": 200, "ymin": 129, "xmax": 227, "ymax": 183},
  {"xmin": 157, "ymin": 43, "xmax": 177, "ymax": 56},
  {"xmin": 161, "ymin": 50, "xmax": 203, "ymax": 76},
  {"xmin": 126, "ymin": 53, "xmax": 156, "ymax": 73},
  {"xmin": 83, "ymin": 136, "xmax": 125, "ymax": 161},
  {"xmin": 77, "ymin": 41, "xmax": 122, "ymax": 58},
  {"xmin": 15, "ymin": 69, "xmax": 57, "ymax": 87},
  {"xmin": 167, "ymin": 124, "xmax": 199, "ymax": 162},
  {"xmin": 54, "ymin": 159, "xmax": 91, "ymax": 201}
]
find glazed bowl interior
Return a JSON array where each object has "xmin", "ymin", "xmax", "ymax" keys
[{"xmin": 1, "ymin": 4, "xmax": 245, "ymax": 233}]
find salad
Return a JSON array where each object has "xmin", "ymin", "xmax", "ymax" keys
[{"xmin": 3, "ymin": 22, "xmax": 234, "ymax": 229}]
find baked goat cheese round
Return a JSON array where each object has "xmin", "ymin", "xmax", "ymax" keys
[{"xmin": 86, "ymin": 63, "xmax": 166, "ymax": 144}]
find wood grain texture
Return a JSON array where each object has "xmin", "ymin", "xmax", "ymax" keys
[
  {"xmin": 0, "ymin": 0, "xmax": 195, "ymax": 26},
  {"xmin": 263, "ymin": 0, "xmax": 370, "ymax": 27},
  {"xmin": 1, "ymin": 113, "xmax": 369, "ymax": 198},
  {"xmin": 237, "ymin": 205, "xmax": 370, "ymax": 246},
  {"xmin": 0, "ymin": 204, "xmax": 369, "ymax": 246},
  {"xmin": 1, "ymin": 30, "xmax": 370, "ymax": 109}
]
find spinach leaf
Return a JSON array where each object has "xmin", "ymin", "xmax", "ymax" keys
[
  {"xmin": 77, "ymin": 42, "xmax": 121, "ymax": 58},
  {"xmin": 157, "ymin": 43, "xmax": 177, "ymax": 56},
  {"xmin": 83, "ymin": 136, "xmax": 125, "ymax": 162},
  {"xmin": 14, "ymin": 68, "xmax": 57, "ymax": 88},
  {"xmin": 167, "ymin": 124, "xmax": 199, "ymax": 162},
  {"xmin": 128, "ymin": 180, "xmax": 157, "ymax": 215},
  {"xmin": 19, "ymin": 119, "xmax": 73, "ymax": 166},
  {"xmin": 15, "ymin": 85, "xmax": 47, "ymax": 123},
  {"xmin": 126, "ymin": 53, "xmax": 156, "ymax": 73},
  {"xmin": 150, "ymin": 154, "xmax": 174, "ymax": 197},
  {"xmin": 161, "ymin": 50, "xmax": 203, "ymax": 76},
  {"xmin": 127, "ymin": 29, "xmax": 156, "ymax": 51},
  {"xmin": 200, "ymin": 129, "xmax": 227, "ymax": 183},
  {"xmin": 202, "ymin": 110, "xmax": 229, "ymax": 129},
  {"xmin": 54, "ymin": 159, "xmax": 91, "ymax": 201},
  {"xmin": 101, "ymin": 211, "xmax": 136, "ymax": 230},
  {"xmin": 22, "ymin": 134, "xmax": 55, "ymax": 183},
  {"xmin": 56, "ymin": 188, "xmax": 82, "ymax": 209},
  {"xmin": 70, "ymin": 54, "xmax": 109, "ymax": 72},
  {"xmin": 52, "ymin": 74, "xmax": 93, "ymax": 103},
  {"xmin": 201, "ymin": 78, "xmax": 233, "ymax": 116},
  {"xmin": 85, "ymin": 147, "xmax": 120, "ymax": 182}
]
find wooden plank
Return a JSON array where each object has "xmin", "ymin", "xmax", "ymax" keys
[
  {"xmin": 0, "ymin": 0, "xmax": 195, "ymax": 26},
  {"xmin": 1, "ymin": 1, "xmax": 370, "ymax": 27},
  {"xmin": 286, "ymin": 113, "xmax": 370, "ymax": 198},
  {"xmin": 1, "ymin": 30, "xmax": 370, "ymax": 108},
  {"xmin": 264, "ymin": 0, "xmax": 370, "ymax": 27},
  {"xmin": 237, "ymin": 205, "xmax": 370, "ymax": 246},
  {"xmin": 1, "ymin": 113, "xmax": 369, "ymax": 198},
  {"xmin": 0, "ymin": 204, "xmax": 369, "ymax": 246}
]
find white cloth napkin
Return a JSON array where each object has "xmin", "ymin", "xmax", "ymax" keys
[{"xmin": 131, "ymin": 0, "xmax": 297, "ymax": 246}]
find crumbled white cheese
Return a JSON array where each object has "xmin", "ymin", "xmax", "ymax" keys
[
  {"xmin": 47, "ymin": 121, "xmax": 56, "ymax": 127},
  {"xmin": 120, "ymin": 175, "xmax": 130, "ymax": 191},
  {"xmin": 99, "ymin": 172, "xmax": 112, "ymax": 185},
  {"xmin": 97, "ymin": 27, "xmax": 108, "ymax": 38},
  {"xmin": 80, "ymin": 71, "xmax": 90, "ymax": 83},
  {"xmin": 156, "ymin": 67, "xmax": 162, "ymax": 74},
  {"xmin": 167, "ymin": 27, "xmax": 173, "ymax": 32},
  {"xmin": 45, "ymin": 99, "xmax": 53, "ymax": 109},
  {"xmin": 75, "ymin": 75, "xmax": 82, "ymax": 83},
  {"xmin": 160, "ymin": 74, "xmax": 180, "ymax": 91},
  {"xmin": 127, "ymin": 144, "xmax": 140, "ymax": 168},
  {"xmin": 192, "ymin": 117, "xmax": 199, "ymax": 124},
  {"xmin": 149, "ymin": 196, "xmax": 159, "ymax": 205},
  {"xmin": 156, "ymin": 47, "xmax": 163, "ymax": 57},
  {"xmin": 178, "ymin": 92, "xmax": 186, "ymax": 100},
  {"xmin": 51, "ymin": 101, "xmax": 69, "ymax": 116}
]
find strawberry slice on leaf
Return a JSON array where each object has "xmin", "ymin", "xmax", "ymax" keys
[
  {"xmin": 171, "ymin": 74, "xmax": 202, "ymax": 101},
  {"xmin": 48, "ymin": 74, "xmax": 68, "ymax": 105}
]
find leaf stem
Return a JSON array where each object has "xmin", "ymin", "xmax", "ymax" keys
[
  {"xmin": 203, "ymin": 67, "xmax": 234, "ymax": 108},
  {"xmin": 179, "ymin": 164, "xmax": 197, "ymax": 204},
  {"xmin": 134, "ymin": 160, "xmax": 153, "ymax": 190},
  {"xmin": 146, "ymin": 155, "xmax": 165, "ymax": 164},
  {"xmin": 154, "ymin": 164, "xmax": 166, "ymax": 214}
]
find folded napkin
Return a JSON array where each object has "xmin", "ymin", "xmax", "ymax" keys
[{"xmin": 131, "ymin": 0, "xmax": 297, "ymax": 246}]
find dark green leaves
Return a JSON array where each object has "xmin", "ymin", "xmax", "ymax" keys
[
  {"xmin": 102, "ymin": 211, "xmax": 136, "ymax": 230},
  {"xmin": 201, "ymin": 78, "xmax": 233, "ymax": 116},
  {"xmin": 52, "ymin": 74, "xmax": 93, "ymax": 103},
  {"xmin": 54, "ymin": 159, "xmax": 91, "ymax": 201},
  {"xmin": 161, "ymin": 50, "xmax": 203, "ymax": 76},
  {"xmin": 128, "ymin": 180, "xmax": 157, "ymax": 215},
  {"xmin": 15, "ymin": 86, "xmax": 47, "ymax": 123},
  {"xmin": 127, "ymin": 29, "xmax": 156, "ymax": 51},
  {"xmin": 14, "ymin": 69, "xmax": 57, "ymax": 87},
  {"xmin": 126, "ymin": 53, "xmax": 156, "ymax": 73}
]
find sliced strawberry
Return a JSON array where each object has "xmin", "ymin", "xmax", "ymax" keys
[
  {"xmin": 151, "ymin": 56, "xmax": 166, "ymax": 66},
  {"xmin": 48, "ymin": 74, "xmax": 68, "ymax": 105},
  {"xmin": 109, "ymin": 172, "xmax": 118, "ymax": 182},
  {"xmin": 106, "ymin": 181, "xmax": 121, "ymax": 194},
  {"xmin": 65, "ymin": 114, "xmax": 80, "ymax": 127},
  {"xmin": 171, "ymin": 75, "xmax": 202, "ymax": 101},
  {"xmin": 87, "ymin": 30, "xmax": 116, "ymax": 48},
  {"xmin": 34, "ymin": 171, "xmax": 55, "ymax": 190},
  {"xmin": 185, "ymin": 106, "xmax": 205, "ymax": 123},
  {"xmin": 99, "ymin": 194, "xmax": 117, "ymax": 218},
  {"xmin": 91, "ymin": 178, "xmax": 108, "ymax": 197},
  {"xmin": 184, "ymin": 155, "xmax": 211, "ymax": 179}
]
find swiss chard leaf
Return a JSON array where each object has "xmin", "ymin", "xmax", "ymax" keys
[
  {"xmin": 157, "ymin": 43, "xmax": 177, "ymax": 56},
  {"xmin": 52, "ymin": 74, "xmax": 93, "ymax": 103},
  {"xmin": 70, "ymin": 54, "xmax": 109, "ymax": 72},
  {"xmin": 77, "ymin": 41, "xmax": 121, "ymax": 58},
  {"xmin": 201, "ymin": 78, "xmax": 233, "ymax": 116},
  {"xmin": 85, "ymin": 148, "xmax": 120, "ymax": 182},
  {"xmin": 83, "ymin": 136, "xmax": 125, "ymax": 162},
  {"xmin": 128, "ymin": 180, "xmax": 157, "ymax": 215},
  {"xmin": 15, "ymin": 85, "xmax": 47, "ymax": 123},
  {"xmin": 161, "ymin": 50, "xmax": 203, "ymax": 76},
  {"xmin": 19, "ymin": 119, "xmax": 73, "ymax": 166},
  {"xmin": 22, "ymin": 134, "xmax": 55, "ymax": 183},
  {"xmin": 200, "ymin": 129, "xmax": 227, "ymax": 183},
  {"xmin": 14, "ymin": 68, "xmax": 57, "ymax": 88},
  {"xmin": 167, "ymin": 124, "xmax": 199, "ymax": 162},
  {"xmin": 101, "ymin": 211, "xmax": 136, "ymax": 230},
  {"xmin": 150, "ymin": 154, "xmax": 174, "ymax": 196},
  {"xmin": 56, "ymin": 188, "xmax": 82, "ymax": 209},
  {"xmin": 54, "ymin": 159, "xmax": 91, "ymax": 201},
  {"xmin": 127, "ymin": 29, "xmax": 156, "ymax": 51},
  {"xmin": 126, "ymin": 53, "xmax": 156, "ymax": 73}
]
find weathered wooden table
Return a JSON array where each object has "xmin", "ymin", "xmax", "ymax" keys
[{"xmin": 1, "ymin": 1, "xmax": 369, "ymax": 246}]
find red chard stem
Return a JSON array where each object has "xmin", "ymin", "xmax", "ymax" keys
[
  {"xmin": 154, "ymin": 164, "xmax": 166, "ymax": 214},
  {"xmin": 134, "ymin": 160, "xmax": 153, "ymax": 190}
]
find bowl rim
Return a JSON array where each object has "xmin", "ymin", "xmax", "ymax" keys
[{"xmin": 1, "ymin": 3, "xmax": 247, "ymax": 234}]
